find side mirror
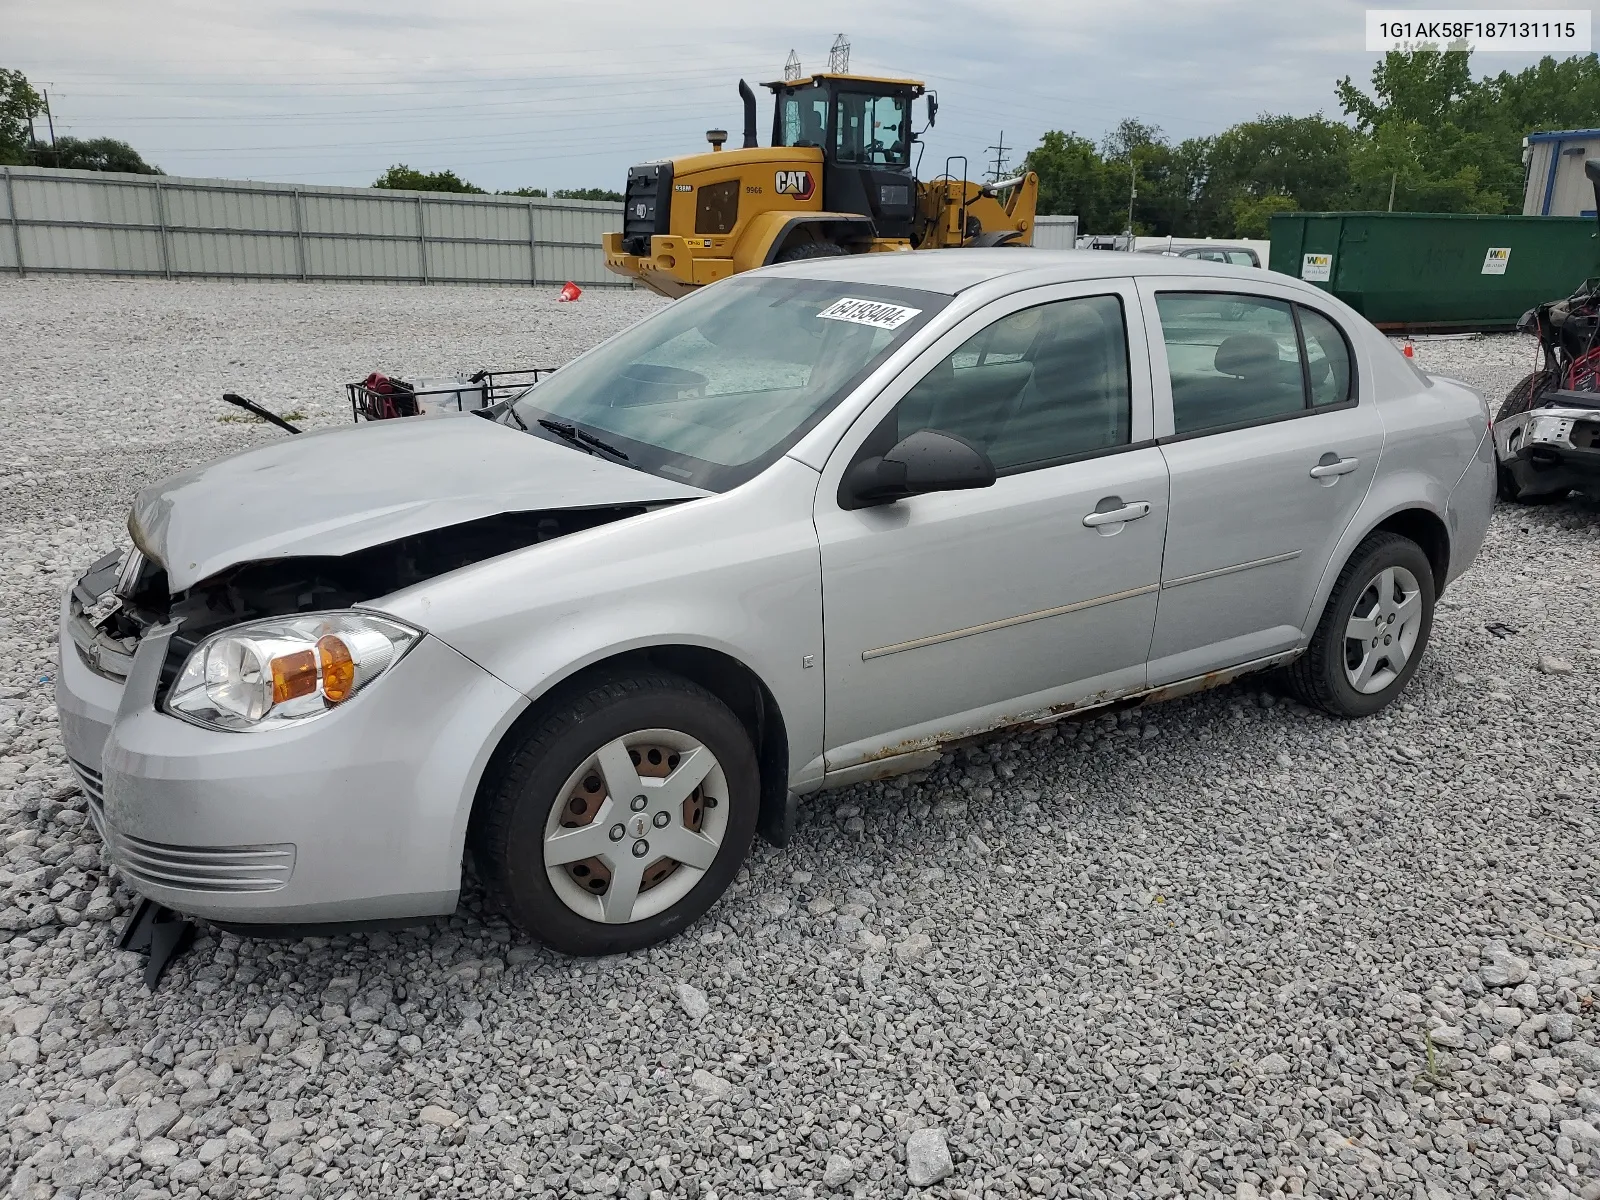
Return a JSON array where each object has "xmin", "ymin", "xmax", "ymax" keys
[
  {"xmin": 841, "ymin": 429, "xmax": 996, "ymax": 509},
  {"xmin": 927, "ymin": 93, "xmax": 939, "ymax": 128}
]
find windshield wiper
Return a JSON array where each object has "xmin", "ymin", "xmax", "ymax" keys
[{"xmin": 537, "ymin": 418, "xmax": 629, "ymax": 461}]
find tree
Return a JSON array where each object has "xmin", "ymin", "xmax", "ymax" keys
[
  {"xmin": 0, "ymin": 68, "xmax": 42, "ymax": 166},
  {"xmin": 1231, "ymin": 192, "xmax": 1298, "ymax": 238},
  {"xmin": 34, "ymin": 136, "xmax": 161, "ymax": 174},
  {"xmin": 1201, "ymin": 115, "xmax": 1354, "ymax": 223},
  {"xmin": 500, "ymin": 187, "xmax": 548, "ymax": 197},
  {"xmin": 553, "ymin": 187, "xmax": 624, "ymax": 201},
  {"xmin": 1023, "ymin": 130, "xmax": 1120, "ymax": 232},
  {"xmin": 371, "ymin": 164, "xmax": 485, "ymax": 193}
]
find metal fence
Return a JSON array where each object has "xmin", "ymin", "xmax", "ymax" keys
[
  {"xmin": 0, "ymin": 165, "xmax": 626, "ymax": 287},
  {"xmin": 1031, "ymin": 215, "xmax": 1081, "ymax": 250}
]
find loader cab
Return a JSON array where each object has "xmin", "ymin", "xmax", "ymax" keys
[{"xmin": 765, "ymin": 73, "xmax": 923, "ymax": 241}]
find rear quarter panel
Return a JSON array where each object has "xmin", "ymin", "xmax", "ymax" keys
[{"xmin": 1302, "ymin": 330, "xmax": 1491, "ymax": 626}]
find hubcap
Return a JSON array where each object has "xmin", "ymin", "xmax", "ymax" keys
[
  {"xmin": 1342, "ymin": 565, "xmax": 1422, "ymax": 695},
  {"xmin": 542, "ymin": 729, "xmax": 728, "ymax": 924}
]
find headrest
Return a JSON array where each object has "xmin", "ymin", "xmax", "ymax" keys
[{"xmin": 1213, "ymin": 334, "xmax": 1284, "ymax": 379}]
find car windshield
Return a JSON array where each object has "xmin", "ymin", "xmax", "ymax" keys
[{"xmin": 510, "ymin": 277, "xmax": 947, "ymax": 491}]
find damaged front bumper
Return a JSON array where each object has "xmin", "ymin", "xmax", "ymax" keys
[
  {"xmin": 57, "ymin": 559, "xmax": 528, "ymax": 928},
  {"xmin": 1494, "ymin": 393, "xmax": 1600, "ymax": 499}
]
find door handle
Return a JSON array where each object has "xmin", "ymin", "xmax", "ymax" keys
[
  {"xmin": 1309, "ymin": 456, "xmax": 1360, "ymax": 479},
  {"xmin": 1082, "ymin": 501, "xmax": 1152, "ymax": 528}
]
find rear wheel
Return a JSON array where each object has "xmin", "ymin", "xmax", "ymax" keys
[
  {"xmin": 1496, "ymin": 369, "xmax": 1555, "ymax": 423},
  {"xmin": 1285, "ymin": 532, "xmax": 1435, "ymax": 718},
  {"xmin": 775, "ymin": 240, "xmax": 847, "ymax": 263},
  {"xmin": 472, "ymin": 673, "xmax": 759, "ymax": 955}
]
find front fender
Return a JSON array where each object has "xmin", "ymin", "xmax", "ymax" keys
[{"xmin": 371, "ymin": 458, "xmax": 827, "ymax": 793}]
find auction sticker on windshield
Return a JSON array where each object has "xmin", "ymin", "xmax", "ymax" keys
[{"xmin": 817, "ymin": 298, "xmax": 923, "ymax": 330}]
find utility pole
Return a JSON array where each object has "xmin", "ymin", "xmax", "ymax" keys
[
  {"xmin": 42, "ymin": 89, "xmax": 58, "ymax": 166},
  {"xmin": 1126, "ymin": 158, "xmax": 1137, "ymax": 238},
  {"xmin": 1388, "ymin": 171, "xmax": 1397, "ymax": 212},
  {"xmin": 984, "ymin": 131, "xmax": 1010, "ymax": 183}
]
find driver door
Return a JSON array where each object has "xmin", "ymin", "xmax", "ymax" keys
[{"xmin": 813, "ymin": 280, "xmax": 1171, "ymax": 774}]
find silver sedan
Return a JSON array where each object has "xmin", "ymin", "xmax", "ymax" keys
[{"xmin": 57, "ymin": 250, "xmax": 1495, "ymax": 954}]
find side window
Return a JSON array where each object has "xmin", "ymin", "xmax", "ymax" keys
[
  {"xmin": 1156, "ymin": 292, "xmax": 1305, "ymax": 436},
  {"xmin": 1297, "ymin": 306, "xmax": 1355, "ymax": 407},
  {"xmin": 1226, "ymin": 250, "xmax": 1259, "ymax": 267},
  {"xmin": 890, "ymin": 294, "xmax": 1132, "ymax": 473}
]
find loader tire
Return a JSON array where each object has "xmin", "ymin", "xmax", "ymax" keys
[{"xmin": 775, "ymin": 240, "xmax": 847, "ymax": 262}]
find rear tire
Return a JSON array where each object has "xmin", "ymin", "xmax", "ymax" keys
[
  {"xmin": 775, "ymin": 240, "xmax": 847, "ymax": 262},
  {"xmin": 471, "ymin": 673, "xmax": 759, "ymax": 956},
  {"xmin": 1496, "ymin": 369, "xmax": 1555, "ymax": 423},
  {"xmin": 1285, "ymin": 532, "xmax": 1435, "ymax": 719}
]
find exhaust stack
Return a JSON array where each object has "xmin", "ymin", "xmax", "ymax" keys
[{"xmin": 739, "ymin": 80, "xmax": 758, "ymax": 149}]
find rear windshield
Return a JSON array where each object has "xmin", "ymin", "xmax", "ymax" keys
[{"xmin": 510, "ymin": 277, "xmax": 947, "ymax": 491}]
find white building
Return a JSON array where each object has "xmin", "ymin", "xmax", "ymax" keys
[{"xmin": 1522, "ymin": 130, "xmax": 1599, "ymax": 218}]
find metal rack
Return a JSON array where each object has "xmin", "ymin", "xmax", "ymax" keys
[{"xmin": 345, "ymin": 367, "xmax": 557, "ymax": 423}]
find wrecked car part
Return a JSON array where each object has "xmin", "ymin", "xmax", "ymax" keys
[
  {"xmin": 220, "ymin": 392, "xmax": 302, "ymax": 435},
  {"xmin": 118, "ymin": 897, "xmax": 196, "ymax": 991},
  {"xmin": 129, "ymin": 414, "xmax": 705, "ymax": 592}
]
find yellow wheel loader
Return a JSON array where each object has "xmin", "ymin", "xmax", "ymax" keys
[{"xmin": 602, "ymin": 73, "xmax": 1038, "ymax": 298}]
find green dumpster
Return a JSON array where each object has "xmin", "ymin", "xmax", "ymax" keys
[{"xmin": 1268, "ymin": 211, "xmax": 1600, "ymax": 332}]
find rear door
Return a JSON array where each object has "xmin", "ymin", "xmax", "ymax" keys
[{"xmin": 1138, "ymin": 281, "xmax": 1384, "ymax": 684}]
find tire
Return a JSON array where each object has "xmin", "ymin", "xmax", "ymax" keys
[
  {"xmin": 1285, "ymin": 532, "xmax": 1436, "ymax": 719},
  {"xmin": 1495, "ymin": 369, "xmax": 1555, "ymax": 424},
  {"xmin": 471, "ymin": 672, "xmax": 759, "ymax": 955},
  {"xmin": 775, "ymin": 240, "xmax": 847, "ymax": 263}
]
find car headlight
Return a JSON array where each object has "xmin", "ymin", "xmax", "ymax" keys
[{"xmin": 166, "ymin": 612, "xmax": 420, "ymax": 732}]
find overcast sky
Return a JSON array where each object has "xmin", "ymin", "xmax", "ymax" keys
[{"xmin": 7, "ymin": 0, "xmax": 1570, "ymax": 192}]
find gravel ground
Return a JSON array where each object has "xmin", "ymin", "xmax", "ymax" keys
[{"xmin": 1, "ymin": 279, "xmax": 1598, "ymax": 1200}]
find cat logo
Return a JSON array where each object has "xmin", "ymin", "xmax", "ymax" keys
[{"xmin": 774, "ymin": 170, "xmax": 816, "ymax": 201}]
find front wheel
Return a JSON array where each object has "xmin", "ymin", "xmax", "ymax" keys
[
  {"xmin": 1285, "ymin": 532, "xmax": 1435, "ymax": 718},
  {"xmin": 471, "ymin": 673, "xmax": 759, "ymax": 955}
]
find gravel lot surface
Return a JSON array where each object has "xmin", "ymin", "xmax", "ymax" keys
[{"xmin": 1, "ymin": 280, "xmax": 1597, "ymax": 1200}]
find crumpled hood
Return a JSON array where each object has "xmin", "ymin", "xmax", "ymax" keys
[{"xmin": 130, "ymin": 414, "xmax": 707, "ymax": 591}]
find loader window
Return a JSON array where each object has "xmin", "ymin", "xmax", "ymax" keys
[
  {"xmin": 778, "ymin": 86, "xmax": 830, "ymax": 149},
  {"xmin": 834, "ymin": 92, "xmax": 909, "ymax": 167}
]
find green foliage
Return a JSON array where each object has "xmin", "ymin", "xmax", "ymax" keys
[
  {"xmin": 1231, "ymin": 192, "xmax": 1298, "ymax": 239},
  {"xmin": 0, "ymin": 68, "xmax": 43, "ymax": 165},
  {"xmin": 32, "ymin": 136, "xmax": 162, "ymax": 174},
  {"xmin": 371, "ymin": 164, "xmax": 486, "ymax": 193},
  {"xmin": 553, "ymin": 187, "xmax": 624, "ymax": 201},
  {"xmin": 500, "ymin": 187, "xmax": 548, "ymax": 197}
]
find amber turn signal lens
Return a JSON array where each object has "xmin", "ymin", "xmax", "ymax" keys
[
  {"xmin": 317, "ymin": 635, "xmax": 356, "ymax": 703},
  {"xmin": 270, "ymin": 649, "xmax": 318, "ymax": 704}
]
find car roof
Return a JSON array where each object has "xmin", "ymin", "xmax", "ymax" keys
[{"xmin": 757, "ymin": 247, "xmax": 1282, "ymax": 295}]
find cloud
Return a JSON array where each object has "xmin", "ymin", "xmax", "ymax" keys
[{"xmin": 7, "ymin": 0, "xmax": 1562, "ymax": 191}]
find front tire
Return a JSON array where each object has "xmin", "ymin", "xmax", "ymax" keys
[
  {"xmin": 471, "ymin": 673, "xmax": 759, "ymax": 955},
  {"xmin": 775, "ymin": 240, "xmax": 847, "ymax": 262},
  {"xmin": 1285, "ymin": 532, "xmax": 1435, "ymax": 718}
]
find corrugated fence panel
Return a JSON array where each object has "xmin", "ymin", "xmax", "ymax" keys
[{"xmin": 0, "ymin": 165, "xmax": 626, "ymax": 286}]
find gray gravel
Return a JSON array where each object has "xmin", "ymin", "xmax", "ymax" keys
[{"xmin": 1, "ymin": 279, "xmax": 1598, "ymax": 1200}]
